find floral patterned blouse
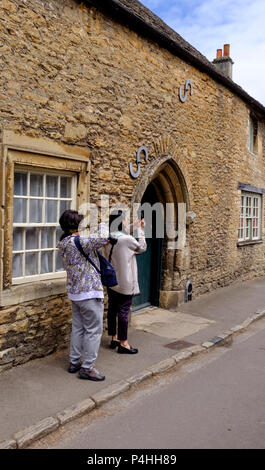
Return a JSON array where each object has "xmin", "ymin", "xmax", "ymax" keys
[{"xmin": 57, "ymin": 225, "xmax": 109, "ymax": 301}]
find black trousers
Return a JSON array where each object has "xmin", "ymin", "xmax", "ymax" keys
[{"xmin": 107, "ymin": 288, "xmax": 133, "ymax": 341}]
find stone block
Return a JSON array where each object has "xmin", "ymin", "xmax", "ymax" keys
[
  {"xmin": 214, "ymin": 332, "xmax": 233, "ymax": 346},
  {"xmin": 230, "ymin": 325, "xmax": 245, "ymax": 333},
  {"xmin": 185, "ymin": 344, "xmax": 206, "ymax": 356},
  {"xmin": 254, "ymin": 309, "xmax": 265, "ymax": 316},
  {"xmin": 10, "ymin": 319, "xmax": 29, "ymax": 333},
  {"xmin": 126, "ymin": 369, "xmax": 153, "ymax": 387},
  {"xmin": 2, "ymin": 0, "xmax": 17, "ymax": 13},
  {"xmin": 159, "ymin": 290, "xmax": 184, "ymax": 310},
  {"xmin": 91, "ymin": 381, "xmax": 130, "ymax": 406},
  {"xmin": 56, "ymin": 398, "xmax": 95, "ymax": 426},
  {"xmin": 201, "ymin": 341, "xmax": 215, "ymax": 349},
  {"xmin": 14, "ymin": 417, "xmax": 59, "ymax": 449},
  {"xmin": 0, "ymin": 306, "xmax": 18, "ymax": 325},
  {"xmin": 64, "ymin": 123, "xmax": 87, "ymax": 142},
  {"xmin": 240, "ymin": 317, "xmax": 254, "ymax": 329},
  {"xmin": 0, "ymin": 347, "xmax": 16, "ymax": 365},
  {"xmin": 172, "ymin": 350, "xmax": 193, "ymax": 364},
  {"xmin": 0, "ymin": 439, "xmax": 17, "ymax": 449},
  {"xmin": 147, "ymin": 357, "xmax": 176, "ymax": 375}
]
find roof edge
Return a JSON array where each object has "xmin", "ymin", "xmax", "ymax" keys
[{"xmin": 86, "ymin": 0, "xmax": 265, "ymax": 117}]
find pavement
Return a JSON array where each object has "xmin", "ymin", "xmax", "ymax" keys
[{"xmin": 1, "ymin": 275, "xmax": 265, "ymax": 449}]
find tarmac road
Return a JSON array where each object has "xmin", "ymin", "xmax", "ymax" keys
[{"xmin": 31, "ymin": 316, "xmax": 265, "ymax": 450}]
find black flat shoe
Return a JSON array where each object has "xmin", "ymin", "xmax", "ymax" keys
[
  {"xmin": 117, "ymin": 344, "xmax": 138, "ymax": 354},
  {"xmin": 110, "ymin": 340, "xmax": 120, "ymax": 349}
]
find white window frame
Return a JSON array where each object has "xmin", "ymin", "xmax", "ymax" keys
[
  {"xmin": 238, "ymin": 192, "xmax": 262, "ymax": 242},
  {"xmin": 12, "ymin": 167, "xmax": 77, "ymax": 285}
]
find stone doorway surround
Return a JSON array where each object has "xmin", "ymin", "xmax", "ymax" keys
[{"xmin": 131, "ymin": 136, "xmax": 196, "ymax": 310}]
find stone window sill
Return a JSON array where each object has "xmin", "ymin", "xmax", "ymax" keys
[
  {"xmin": 237, "ymin": 239, "xmax": 263, "ymax": 247},
  {"xmin": 0, "ymin": 277, "xmax": 67, "ymax": 307}
]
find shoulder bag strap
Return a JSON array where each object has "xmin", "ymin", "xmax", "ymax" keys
[
  {"xmin": 74, "ymin": 236, "xmax": 101, "ymax": 274},
  {"xmin": 109, "ymin": 244, "xmax": 115, "ymax": 263}
]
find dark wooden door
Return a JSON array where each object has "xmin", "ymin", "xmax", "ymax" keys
[{"xmin": 133, "ymin": 183, "xmax": 163, "ymax": 311}]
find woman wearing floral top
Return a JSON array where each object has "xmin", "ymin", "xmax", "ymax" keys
[{"xmin": 57, "ymin": 210, "xmax": 109, "ymax": 381}]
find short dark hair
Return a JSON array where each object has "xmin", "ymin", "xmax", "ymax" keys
[
  {"xmin": 59, "ymin": 210, "xmax": 84, "ymax": 240},
  {"xmin": 109, "ymin": 210, "xmax": 126, "ymax": 233}
]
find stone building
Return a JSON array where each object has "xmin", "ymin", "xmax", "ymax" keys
[{"xmin": 0, "ymin": 0, "xmax": 265, "ymax": 369}]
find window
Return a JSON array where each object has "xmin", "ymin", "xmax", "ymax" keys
[
  {"xmin": 238, "ymin": 192, "xmax": 262, "ymax": 242},
  {"xmin": 12, "ymin": 169, "xmax": 77, "ymax": 283},
  {"xmin": 249, "ymin": 115, "xmax": 258, "ymax": 153}
]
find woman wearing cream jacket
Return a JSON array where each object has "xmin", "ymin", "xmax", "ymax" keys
[{"xmin": 103, "ymin": 210, "xmax": 146, "ymax": 354}]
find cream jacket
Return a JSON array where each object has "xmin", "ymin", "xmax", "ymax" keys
[{"xmin": 103, "ymin": 228, "xmax": 147, "ymax": 296}]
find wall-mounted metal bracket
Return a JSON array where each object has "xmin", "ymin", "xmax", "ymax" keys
[
  {"xmin": 129, "ymin": 145, "xmax": 149, "ymax": 179},
  {"xmin": 179, "ymin": 79, "xmax": 193, "ymax": 103}
]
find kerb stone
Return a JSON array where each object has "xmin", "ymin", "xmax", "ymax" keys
[
  {"xmin": 0, "ymin": 439, "xmax": 17, "ymax": 449},
  {"xmin": 91, "ymin": 380, "xmax": 130, "ymax": 406},
  {"xmin": 56, "ymin": 399, "xmax": 95, "ymax": 426},
  {"xmin": 172, "ymin": 350, "xmax": 193, "ymax": 364},
  {"xmin": 147, "ymin": 357, "xmax": 176, "ymax": 375},
  {"xmin": 14, "ymin": 417, "xmax": 59, "ymax": 449},
  {"xmin": 126, "ymin": 369, "xmax": 153, "ymax": 386}
]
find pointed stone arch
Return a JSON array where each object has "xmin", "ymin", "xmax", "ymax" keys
[
  {"xmin": 131, "ymin": 138, "xmax": 194, "ymax": 309},
  {"xmin": 132, "ymin": 149, "xmax": 192, "ymax": 211}
]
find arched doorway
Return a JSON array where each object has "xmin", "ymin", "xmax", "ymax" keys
[
  {"xmin": 132, "ymin": 156, "xmax": 192, "ymax": 311},
  {"xmin": 133, "ymin": 182, "xmax": 163, "ymax": 310}
]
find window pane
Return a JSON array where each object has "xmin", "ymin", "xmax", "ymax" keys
[
  {"xmin": 41, "ymin": 251, "xmax": 53, "ymax": 274},
  {"xmin": 25, "ymin": 252, "xmax": 38, "ymax": 276},
  {"xmin": 14, "ymin": 172, "xmax": 27, "ymax": 196},
  {"xmin": 56, "ymin": 226, "xmax": 63, "ymax": 244},
  {"xmin": 41, "ymin": 227, "xmax": 54, "ymax": 248},
  {"xmin": 60, "ymin": 177, "xmax": 72, "ymax": 198},
  {"xmin": 26, "ymin": 228, "xmax": 39, "ymax": 250},
  {"xmin": 29, "ymin": 199, "xmax": 43, "ymax": 223},
  {"xmin": 13, "ymin": 227, "xmax": 24, "ymax": 251},
  {"xmin": 246, "ymin": 219, "xmax": 251, "ymax": 239},
  {"xmin": 46, "ymin": 175, "xmax": 58, "ymax": 197},
  {"xmin": 12, "ymin": 253, "xmax": 23, "ymax": 278},
  {"xmin": 56, "ymin": 251, "xmax": 64, "ymax": 272},
  {"xmin": 60, "ymin": 200, "xmax": 71, "ymax": 217},
  {"xmin": 13, "ymin": 198, "xmax": 27, "ymax": 223},
  {"xmin": 45, "ymin": 200, "xmax": 58, "ymax": 223},
  {"xmin": 30, "ymin": 173, "xmax": 43, "ymax": 197}
]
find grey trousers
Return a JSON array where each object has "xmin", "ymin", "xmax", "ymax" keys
[{"xmin": 70, "ymin": 298, "xmax": 104, "ymax": 370}]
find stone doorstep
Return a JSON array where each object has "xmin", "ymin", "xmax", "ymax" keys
[{"xmin": 2, "ymin": 307, "xmax": 265, "ymax": 449}]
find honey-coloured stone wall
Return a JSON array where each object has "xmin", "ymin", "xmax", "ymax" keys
[{"xmin": 0, "ymin": 0, "xmax": 264, "ymax": 369}]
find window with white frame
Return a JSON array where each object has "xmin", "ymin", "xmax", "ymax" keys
[
  {"xmin": 12, "ymin": 169, "xmax": 77, "ymax": 283},
  {"xmin": 238, "ymin": 192, "xmax": 262, "ymax": 242}
]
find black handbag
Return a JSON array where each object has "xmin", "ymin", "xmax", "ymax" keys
[{"xmin": 74, "ymin": 236, "xmax": 118, "ymax": 288}]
